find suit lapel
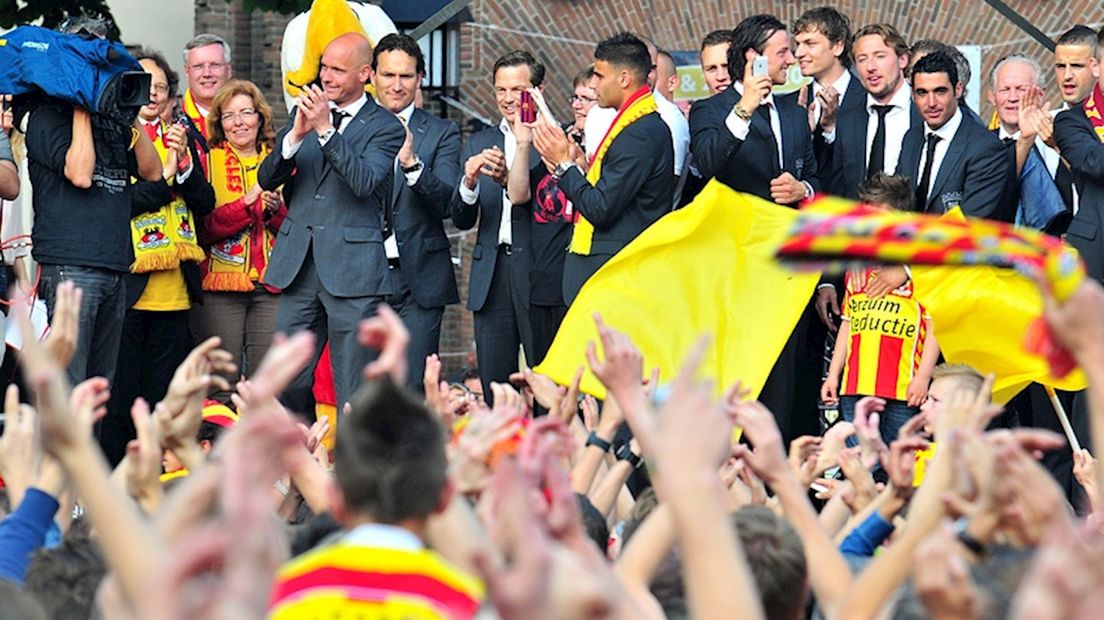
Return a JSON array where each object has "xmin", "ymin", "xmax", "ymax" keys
[
  {"xmin": 927, "ymin": 124, "xmax": 968, "ymax": 207},
  {"xmin": 392, "ymin": 109, "xmax": 432, "ymax": 206},
  {"xmin": 317, "ymin": 96, "xmax": 378, "ymax": 189}
]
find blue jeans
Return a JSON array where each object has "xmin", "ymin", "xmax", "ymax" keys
[
  {"xmin": 839, "ymin": 395, "xmax": 920, "ymax": 445},
  {"xmin": 37, "ymin": 264, "xmax": 125, "ymax": 388}
]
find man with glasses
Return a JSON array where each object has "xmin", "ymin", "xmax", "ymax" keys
[{"xmin": 181, "ymin": 34, "xmax": 233, "ymax": 167}]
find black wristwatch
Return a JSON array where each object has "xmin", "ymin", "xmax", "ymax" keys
[
  {"xmin": 401, "ymin": 156, "xmax": 423, "ymax": 174},
  {"xmin": 615, "ymin": 443, "xmax": 644, "ymax": 469},
  {"xmin": 585, "ymin": 432, "xmax": 612, "ymax": 454},
  {"xmin": 952, "ymin": 517, "xmax": 985, "ymax": 555}
]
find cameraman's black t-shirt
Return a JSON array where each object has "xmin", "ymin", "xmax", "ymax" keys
[
  {"xmin": 529, "ymin": 170, "xmax": 572, "ymax": 307},
  {"xmin": 25, "ymin": 104, "xmax": 136, "ymax": 272}
]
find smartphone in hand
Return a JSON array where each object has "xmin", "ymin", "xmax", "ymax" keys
[
  {"xmin": 519, "ymin": 90, "xmax": 537, "ymax": 124},
  {"xmin": 752, "ymin": 56, "xmax": 769, "ymax": 77}
]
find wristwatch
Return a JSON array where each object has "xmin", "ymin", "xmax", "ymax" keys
[
  {"xmin": 952, "ymin": 516, "xmax": 985, "ymax": 555},
  {"xmin": 732, "ymin": 102, "xmax": 753, "ymax": 121},
  {"xmin": 585, "ymin": 432, "xmax": 612, "ymax": 454},
  {"xmin": 553, "ymin": 161, "xmax": 575, "ymax": 179},
  {"xmin": 401, "ymin": 156, "xmax": 424, "ymax": 174},
  {"xmin": 615, "ymin": 443, "xmax": 644, "ymax": 469}
]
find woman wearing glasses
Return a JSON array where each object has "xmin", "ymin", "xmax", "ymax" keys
[{"xmin": 192, "ymin": 79, "xmax": 287, "ymax": 401}]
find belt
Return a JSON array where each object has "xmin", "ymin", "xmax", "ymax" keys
[{"xmin": 498, "ymin": 243, "xmax": 512, "ymax": 256}]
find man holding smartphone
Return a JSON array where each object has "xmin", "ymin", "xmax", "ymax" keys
[{"xmin": 452, "ymin": 50, "xmax": 547, "ymax": 404}]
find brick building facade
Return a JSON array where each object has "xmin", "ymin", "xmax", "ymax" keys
[{"xmin": 195, "ymin": 0, "xmax": 1103, "ymax": 377}]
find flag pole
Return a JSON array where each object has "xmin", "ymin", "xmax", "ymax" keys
[{"xmin": 1044, "ymin": 385, "xmax": 1081, "ymax": 453}]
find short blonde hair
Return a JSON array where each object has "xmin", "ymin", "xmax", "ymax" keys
[{"xmin": 931, "ymin": 363, "xmax": 986, "ymax": 398}]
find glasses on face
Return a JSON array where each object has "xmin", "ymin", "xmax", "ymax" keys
[
  {"xmin": 190, "ymin": 62, "xmax": 227, "ymax": 73},
  {"xmin": 570, "ymin": 94, "xmax": 598, "ymax": 105},
  {"xmin": 220, "ymin": 109, "xmax": 257, "ymax": 124},
  {"xmin": 151, "ymin": 83, "xmax": 169, "ymax": 95}
]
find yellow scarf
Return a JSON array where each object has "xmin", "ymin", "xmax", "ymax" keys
[
  {"xmin": 129, "ymin": 121, "xmax": 204, "ymax": 273},
  {"xmin": 205, "ymin": 145, "xmax": 273, "ymax": 291},
  {"xmin": 569, "ymin": 87, "xmax": 657, "ymax": 255},
  {"xmin": 183, "ymin": 89, "xmax": 209, "ymax": 140}
]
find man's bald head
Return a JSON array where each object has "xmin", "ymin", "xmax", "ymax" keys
[{"xmin": 320, "ymin": 31, "xmax": 374, "ymax": 106}]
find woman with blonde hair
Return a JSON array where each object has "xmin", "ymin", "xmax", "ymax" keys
[{"xmin": 191, "ymin": 79, "xmax": 286, "ymax": 399}]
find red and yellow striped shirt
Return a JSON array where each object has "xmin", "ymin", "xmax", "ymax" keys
[
  {"xmin": 267, "ymin": 526, "xmax": 484, "ymax": 619},
  {"xmin": 841, "ymin": 268, "xmax": 929, "ymax": 401}
]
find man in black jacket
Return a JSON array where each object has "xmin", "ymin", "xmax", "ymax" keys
[
  {"xmin": 371, "ymin": 34, "xmax": 460, "ymax": 394},
  {"xmin": 532, "ymin": 32, "xmax": 674, "ymax": 305}
]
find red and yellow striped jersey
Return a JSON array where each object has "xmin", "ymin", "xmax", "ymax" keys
[
  {"xmin": 841, "ymin": 268, "xmax": 929, "ymax": 401},
  {"xmin": 268, "ymin": 528, "xmax": 484, "ymax": 619}
]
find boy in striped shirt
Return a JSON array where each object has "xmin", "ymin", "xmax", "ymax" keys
[
  {"xmin": 267, "ymin": 378, "xmax": 484, "ymax": 619},
  {"xmin": 821, "ymin": 174, "xmax": 941, "ymax": 445}
]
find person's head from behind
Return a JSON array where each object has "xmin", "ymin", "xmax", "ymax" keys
[
  {"xmin": 1054, "ymin": 26, "xmax": 1100, "ymax": 105},
  {"xmin": 592, "ymin": 32, "xmax": 652, "ymax": 110},
  {"xmin": 858, "ymin": 173, "xmax": 916, "ymax": 212},
  {"xmin": 492, "ymin": 50, "xmax": 545, "ymax": 123},
  {"xmin": 852, "ymin": 23, "xmax": 909, "ymax": 102},
  {"xmin": 24, "ymin": 536, "xmax": 106, "ymax": 620},
  {"xmin": 183, "ymin": 33, "xmax": 233, "ymax": 108},
  {"xmin": 700, "ymin": 29, "xmax": 733, "ymax": 94},
  {"xmin": 163, "ymin": 401, "xmax": 238, "ymax": 473},
  {"xmin": 654, "ymin": 49, "xmax": 679, "ymax": 101},
  {"xmin": 333, "ymin": 377, "xmax": 450, "ymax": 529},
  {"xmin": 732, "ymin": 506, "xmax": 807, "ymax": 620},
  {"xmin": 792, "ymin": 6, "xmax": 853, "ymax": 80},
  {"xmin": 729, "ymin": 14, "xmax": 794, "ymax": 86},
  {"xmin": 987, "ymin": 54, "xmax": 1042, "ymax": 132},
  {"xmin": 911, "ymin": 52, "xmax": 961, "ymax": 130},
  {"xmin": 920, "ymin": 363, "xmax": 986, "ymax": 434}
]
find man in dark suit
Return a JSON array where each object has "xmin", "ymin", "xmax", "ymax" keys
[
  {"xmin": 791, "ymin": 6, "xmax": 866, "ymax": 180},
  {"xmin": 532, "ymin": 32, "xmax": 675, "ymax": 305},
  {"xmin": 452, "ymin": 50, "xmax": 546, "ymax": 403},
  {"xmin": 259, "ymin": 32, "xmax": 405, "ymax": 414},
  {"xmin": 689, "ymin": 15, "xmax": 819, "ymax": 442},
  {"xmin": 1055, "ymin": 76, "xmax": 1104, "ymax": 284},
  {"xmin": 370, "ymin": 34, "xmax": 460, "ymax": 395},
  {"xmin": 896, "ymin": 52, "xmax": 1014, "ymax": 222},
  {"xmin": 690, "ymin": 15, "xmax": 819, "ymax": 206}
]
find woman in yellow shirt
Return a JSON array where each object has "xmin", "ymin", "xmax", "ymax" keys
[{"xmin": 191, "ymin": 79, "xmax": 286, "ymax": 400}]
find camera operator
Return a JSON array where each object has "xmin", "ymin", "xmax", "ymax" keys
[{"xmin": 24, "ymin": 17, "xmax": 162, "ymax": 387}]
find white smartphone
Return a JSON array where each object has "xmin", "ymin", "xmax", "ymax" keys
[{"xmin": 752, "ymin": 56, "xmax": 769, "ymax": 77}]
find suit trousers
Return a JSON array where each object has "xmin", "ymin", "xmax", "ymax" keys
[
  {"xmin": 190, "ymin": 284, "xmax": 280, "ymax": 402},
  {"xmin": 102, "ymin": 309, "xmax": 192, "ymax": 467},
  {"xmin": 275, "ymin": 250, "xmax": 381, "ymax": 421},
  {"xmin": 474, "ymin": 246, "xmax": 532, "ymax": 406},
  {"xmin": 385, "ymin": 261, "xmax": 444, "ymax": 396},
  {"xmin": 529, "ymin": 303, "xmax": 567, "ymax": 367}
]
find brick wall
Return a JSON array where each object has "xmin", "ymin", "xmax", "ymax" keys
[{"xmin": 202, "ymin": 0, "xmax": 1104, "ymax": 379}]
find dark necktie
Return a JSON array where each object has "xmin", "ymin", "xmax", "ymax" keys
[
  {"xmin": 757, "ymin": 102, "xmax": 781, "ymax": 176},
  {"xmin": 1002, "ymin": 136, "xmax": 1015, "ymax": 147},
  {"xmin": 866, "ymin": 105, "xmax": 893, "ymax": 179},
  {"xmin": 331, "ymin": 108, "xmax": 350, "ymax": 132},
  {"xmin": 915, "ymin": 133, "xmax": 942, "ymax": 211},
  {"xmin": 1054, "ymin": 158, "xmax": 1076, "ymax": 211}
]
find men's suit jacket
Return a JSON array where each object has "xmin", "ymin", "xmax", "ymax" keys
[
  {"xmin": 1054, "ymin": 106, "xmax": 1104, "ymax": 283},
  {"xmin": 258, "ymin": 97, "xmax": 405, "ymax": 298},
  {"xmin": 828, "ymin": 94, "xmax": 923, "ymax": 199},
  {"xmin": 450, "ymin": 125, "xmax": 539, "ymax": 313},
  {"xmin": 896, "ymin": 114, "xmax": 1015, "ymax": 221},
  {"xmin": 792, "ymin": 77, "xmax": 867, "ymax": 186},
  {"xmin": 689, "ymin": 85, "xmax": 819, "ymax": 204},
  {"xmin": 392, "ymin": 108, "xmax": 461, "ymax": 309},
  {"xmin": 558, "ymin": 111, "xmax": 675, "ymax": 299}
]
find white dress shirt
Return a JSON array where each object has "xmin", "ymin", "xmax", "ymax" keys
[
  {"xmin": 458, "ymin": 118, "xmax": 517, "ymax": 245},
  {"xmin": 383, "ymin": 102, "xmax": 421, "ymax": 259},
  {"xmin": 865, "ymin": 83, "xmax": 913, "ymax": 176},
  {"xmin": 917, "ymin": 108, "xmax": 964, "ymax": 202},
  {"xmin": 584, "ymin": 106, "xmax": 617, "ymax": 160},
  {"xmin": 725, "ymin": 81, "xmax": 783, "ymax": 170},
  {"xmin": 653, "ymin": 88, "xmax": 690, "ymax": 176},
  {"xmin": 811, "ymin": 69, "xmax": 852, "ymax": 129},
  {"xmin": 281, "ymin": 93, "xmax": 369, "ymax": 159}
]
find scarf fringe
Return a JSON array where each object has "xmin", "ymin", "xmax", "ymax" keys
[
  {"xmin": 131, "ymin": 252, "xmax": 179, "ymax": 274},
  {"xmin": 176, "ymin": 243, "xmax": 207, "ymax": 263},
  {"xmin": 202, "ymin": 272, "xmax": 255, "ymax": 292}
]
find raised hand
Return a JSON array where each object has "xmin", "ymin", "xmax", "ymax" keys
[
  {"xmin": 359, "ymin": 304, "xmax": 410, "ymax": 385},
  {"xmin": 43, "ymin": 280, "xmax": 82, "ymax": 369},
  {"xmin": 585, "ymin": 313, "xmax": 644, "ymax": 408}
]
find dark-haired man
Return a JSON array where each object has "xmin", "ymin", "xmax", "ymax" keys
[
  {"xmin": 370, "ymin": 33, "xmax": 460, "ymax": 394},
  {"xmin": 268, "ymin": 379, "xmax": 483, "ymax": 617},
  {"xmin": 700, "ymin": 30, "xmax": 732, "ymax": 95},
  {"xmin": 451, "ymin": 50, "xmax": 546, "ymax": 401},
  {"xmin": 532, "ymin": 32, "xmax": 674, "ymax": 305},
  {"xmin": 896, "ymin": 52, "xmax": 1014, "ymax": 221}
]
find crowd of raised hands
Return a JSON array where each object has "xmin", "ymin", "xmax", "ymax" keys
[{"xmin": 1, "ymin": 273, "xmax": 1104, "ymax": 619}]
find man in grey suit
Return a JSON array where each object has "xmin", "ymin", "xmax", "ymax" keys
[
  {"xmin": 371, "ymin": 33, "xmax": 461, "ymax": 394},
  {"xmin": 259, "ymin": 32, "xmax": 405, "ymax": 414}
]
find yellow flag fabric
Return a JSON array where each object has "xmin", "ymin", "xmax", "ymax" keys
[
  {"xmin": 535, "ymin": 180, "xmax": 820, "ymax": 399},
  {"xmin": 912, "ymin": 261, "xmax": 1088, "ymax": 404},
  {"xmin": 569, "ymin": 88, "xmax": 656, "ymax": 255}
]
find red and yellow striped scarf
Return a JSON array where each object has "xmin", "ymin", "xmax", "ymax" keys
[
  {"xmin": 569, "ymin": 86, "xmax": 656, "ymax": 255},
  {"xmin": 1083, "ymin": 83, "xmax": 1104, "ymax": 143},
  {"xmin": 204, "ymin": 145, "xmax": 274, "ymax": 291}
]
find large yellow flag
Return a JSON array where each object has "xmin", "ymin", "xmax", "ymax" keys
[
  {"xmin": 912, "ymin": 262, "xmax": 1087, "ymax": 404},
  {"xmin": 534, "ymin": 180, "xmax": 820, "ymax": 399}
]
